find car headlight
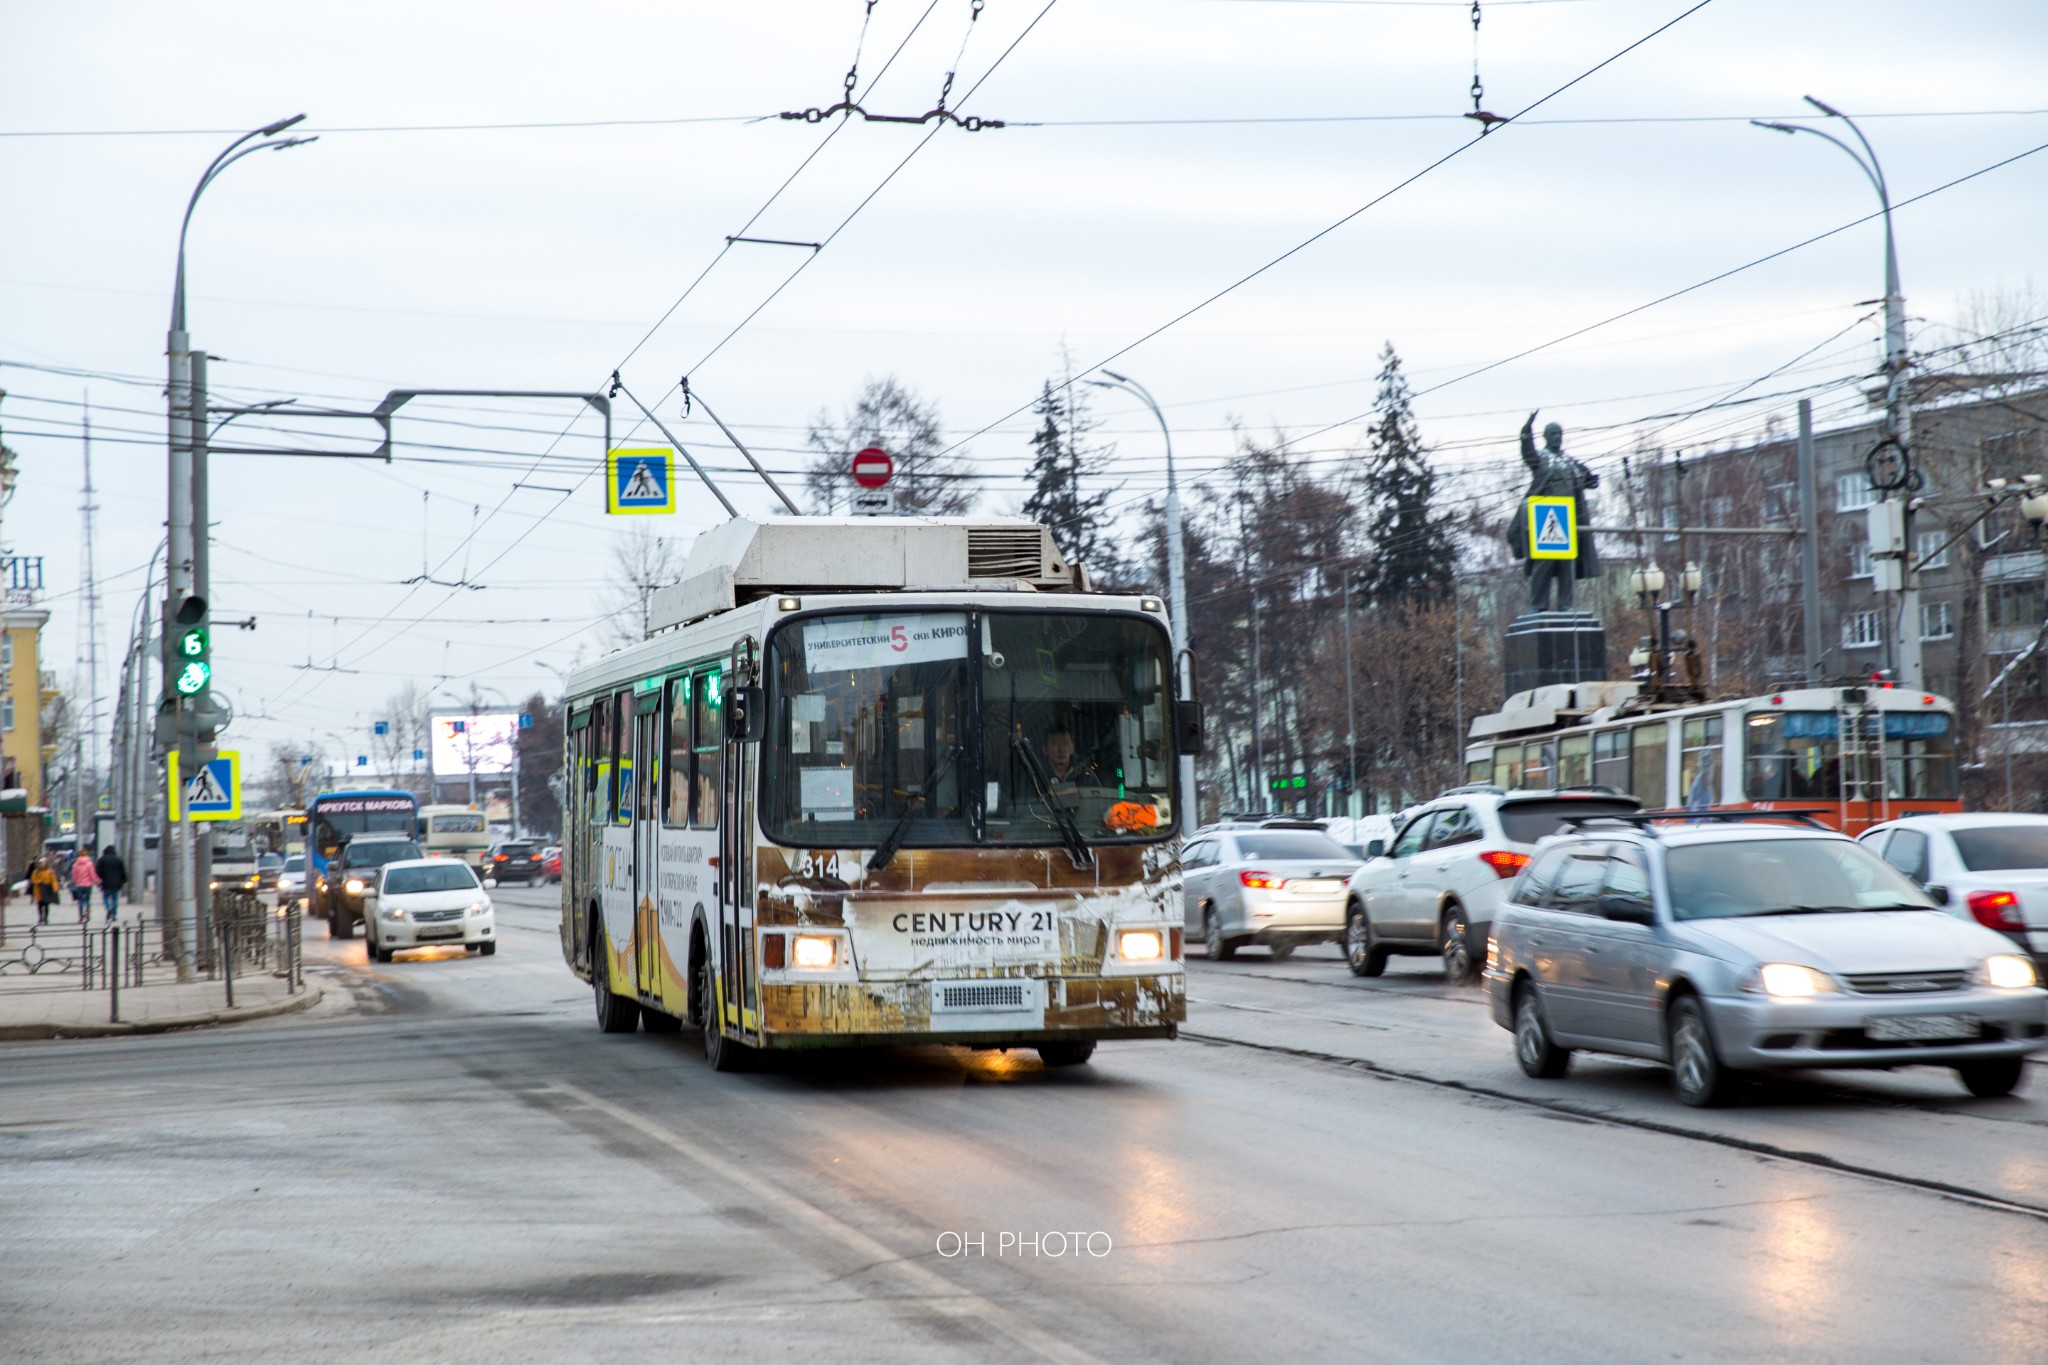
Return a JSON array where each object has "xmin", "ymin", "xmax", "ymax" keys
[
  {"xmin": 382, "ymin": 906, "xmax": 406, "ymax": 920},
  {"xmin": 208, "ymin": 879, "xmax": 218, "ymax": 890},
  {"xmin": 791, "ymin": 934, "xmax": 837, "ymax": 969},
  {"xmin": 469, "ymin": 900, "xmax": 490, "ymax": 917},
  {"xmin": 1747, "ymin": 963, "xmax": 1836, "ymax": 998},
  {"xmin": 244, "ymin": 877, "xmax": 259, "ymax": 889},
  {"xmin": 1117, "ymin": 928, "xmax": 1164, "ymax": 962},
  {"xmin": 1972, "ymin": 953, "xmax": 2038, "ymax": 989},
  {"xmin": 344, "ymin": 878, "xmax": 365, "ymax": 895}
]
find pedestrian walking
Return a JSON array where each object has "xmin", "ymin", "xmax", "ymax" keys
[
  {"xmin": 69, "ymin": 850, "xmax": 101, "ymax": 922},
  {"xmin": 30, "ymin": 856, "xmax": 60, "ymax": 926},
  {"xmin": 95, "ymin": 845, "xmax": 128, "ymax": 922}
]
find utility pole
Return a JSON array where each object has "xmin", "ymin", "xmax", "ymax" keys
[
  {"xmin": 1342, "ymin": 579, "xmax": 1357, "ymax": 818},
  {"xmin": 1798, "ymin": 399, "xmax": 1824, "ymax": 679}
]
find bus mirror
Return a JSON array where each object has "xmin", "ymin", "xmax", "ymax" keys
[
  {"xmin": 1175, "ymin": 699, "xmax": 1204, "ymax": 755},
  {"xmin": 726, "ymin": 685, "xmax": 766, "ymax": 743}
]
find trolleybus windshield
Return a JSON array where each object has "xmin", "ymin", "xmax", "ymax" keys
[{"xmin": 763, "ymin": 609, "xmax": 1177, "ymax": 848}]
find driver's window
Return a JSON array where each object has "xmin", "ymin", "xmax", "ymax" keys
[
  {"xmin": 1425, "ymin": 806, "xmax": 1478, "ymax": 850},
  {"xmin": 1550, "ymin": 852, "xmax": 1608, "ymax": 913},
  {"xmin": 1390, "ymin": 813, "xmax": 1434, "ymax": 859},
  {"xmin": 1603, "ymin": 849, "xmax": 1652, "ymax": 903},
  {"xmin": 1882, "ymin": 829, "xmax": 1928, "ymax": 882}
]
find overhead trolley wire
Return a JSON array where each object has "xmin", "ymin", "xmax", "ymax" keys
[{"xmin": 935, "ymin": 0, "xmax": 1720, "ymax": 463}]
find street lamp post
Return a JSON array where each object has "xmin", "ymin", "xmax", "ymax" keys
[
  {"xmin": 1755, "ymin": 98, "xmax": 1919, "ymax": 689},
  {"xmin": 163, "ymin": 114, "xmax": 314, "ymax": 980},
  {"xmin": 1087, "ymin": 371, "xmax": 1197, "ymax": 826}
]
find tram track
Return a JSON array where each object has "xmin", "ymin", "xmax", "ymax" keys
[{"xmin": 1184, "ymin": 1028, "xmax": 2048, "ymax": 1224}]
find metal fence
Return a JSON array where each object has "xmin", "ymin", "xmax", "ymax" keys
[{"xmin": 0, "ymin": 887, "xmax": 304, "ymax": 1023}]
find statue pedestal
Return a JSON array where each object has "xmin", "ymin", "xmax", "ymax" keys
[{"xmin": 1504, "ymin": 612, "xmax": 1607, "ymax": 696}]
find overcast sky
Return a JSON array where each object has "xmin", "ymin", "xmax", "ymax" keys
[{"xmin": 3, "ymin": 0, "xmax": 2044, "ymax": 777}]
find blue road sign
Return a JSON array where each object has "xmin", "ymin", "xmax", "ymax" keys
[
  {"xmin": 1527, "ymin": 495, "xmax": 1578, "ymax": 560},
  {"xmin": 518, "ymin": 712, "xmax": 533, "ymax": 729},
  {"xmin": 168, "ymin": 750, "xmax": 241, "ymax": 822},
  {"xmin": 607, "ymin": 447, "xmax": 676, "ymax": 515},
  {"xmin": 413, "ymin": 748, "xmax": 425, "ymax": 762},
  {"xmin": 374, "ymin": 720, "xmax": 390, "ymax": 735}
]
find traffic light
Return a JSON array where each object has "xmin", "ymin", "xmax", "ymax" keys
[{"xmin": 170, "ymin": 595, "xmax": 211, "ymax": 699}]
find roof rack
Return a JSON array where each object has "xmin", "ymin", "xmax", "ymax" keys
[
  {"xmin": 1557, "ymin": 808, "xmax": 1830, "ymax": 834},
  {"xmin": 1436, "ymin": 783, "xmax": 1505, "ymax": 797}
]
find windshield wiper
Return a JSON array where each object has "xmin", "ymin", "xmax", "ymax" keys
[
  {"xmin": 1012, "ymin": 725, "xmax": 1094, "ymax": 870},
  {"xmin": 1750, "ymin": 904, "xmax": 1863, "ymax": 916},
  {"xmin": 867, "ymin": 801, "xmax": 923, "ymax": 874}
]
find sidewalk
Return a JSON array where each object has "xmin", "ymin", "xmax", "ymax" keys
[{"xmin": 0, "ymin": 893, "xmax": 321, "ymax": 1041}]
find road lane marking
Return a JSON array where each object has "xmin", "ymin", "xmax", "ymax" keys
[
  {"xmin": 550, "ymin": 1081, "xmax": 1104, "ymax": 1365},
  {"xmin": 1184, "ymin": 1030, "xmax": 2048, "ymax": 1224}
]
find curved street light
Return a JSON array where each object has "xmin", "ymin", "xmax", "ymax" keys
[
  {"xmin": 162, "ymin": 114, "xmax": 315, "ymax": 980},
  {"xmin": 1085, "ymin": 371, "xmax": 1198, "ymax": 823},
  {"xmin": 1754, "ymin": 97, "xmax": 1921, "ymax": 689}
]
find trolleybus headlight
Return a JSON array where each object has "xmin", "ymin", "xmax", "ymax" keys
[
  {"xmin": 791, "ymin": 934, "xmax": 837, "ymax": 969},
  {"xmin": 1118, "ymin": 929, "xmax": 1164, "ymax": 962}
]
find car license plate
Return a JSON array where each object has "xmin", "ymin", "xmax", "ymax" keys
[
  {"xmin": 1294, "ymin": 880, "xmax": 1344, "ymax": 894},
  {"xmin": 1866, "ymin": 1013, "xmax": 1977, "ymax": 1042}
]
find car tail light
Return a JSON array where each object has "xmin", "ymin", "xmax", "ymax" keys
[
  {"xmin": 1967, "ymin": 890, "xmax": 2025, "ymax": 931},
  {"xmin": 1479, "ymin": 850, "xmax": 1531, "ymax": 879},
  {"xmin": 493, "ymin": 854, "xmax": 508, "ymax": 862},
  {"xmin": 1240, "ymin": 871, "xmax": 1287, "ymax": 890},
  {"xmin": 762, "ymin": 933, "xmax": 785, "ymax": 969}
]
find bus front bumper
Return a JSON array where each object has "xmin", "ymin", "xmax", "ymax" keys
[{"xmin": 755, "ymin": 973, "xmax": 1186, "ymax": 1045}]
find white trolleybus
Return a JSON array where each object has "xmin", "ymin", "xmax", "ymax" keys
[
  {"xmin": 1463, "ymin": 678, "xmax": 1961, "ymax": 835},
  {"xmin": 560, "ymin": 516, "xmax": 1193, "ymax": 1070}
]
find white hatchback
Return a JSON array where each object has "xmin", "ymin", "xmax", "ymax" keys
[{"xmin": 364, "ymin": 858, "xmax": 497, "ymax": 963}]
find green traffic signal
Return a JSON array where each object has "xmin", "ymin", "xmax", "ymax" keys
[
  {"xmin": 173, "ymin": 660, "xmax": 212, "ymax": 696},
  {"xmin": 168, "ymin": 595, "xmax": 211, "ymax": 699},
  {"xmin": 178, "ymin": 626, "xmax": 208, "ymax": 658}
]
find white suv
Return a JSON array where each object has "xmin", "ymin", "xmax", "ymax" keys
[{"xmin": 1345, "ymin": 787, "xmax": 1640, "ymax": 981}]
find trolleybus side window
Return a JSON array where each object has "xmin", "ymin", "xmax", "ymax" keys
[
  {"xmin": 1680, "ymin": 716, "xmax": 1724, "ymax": 808},
  {"xmin": 664, "ymin": 676, "xmax": 691, "ymax": 827},
  {"xmin": 1886, "ymin": 712, "xmax": 1957, "ymax": 800},
  {"xmin": 1522, "ymin": 741, "xmax": 1555, "ymax": 790},
  {"xmin": 1492, "ymin": 745, "xmax": 1522, "ymax": 791},
  {"xmin": 610, "ymin": 690, "xmax": 630, "ymax": 825},
  {"xmin": 691, "ymin": 669, "xmax": 723, "ymax": 827},
  {"xmin": 1591, "ymin": 730, "xmax": 1629, "ymax": 792},
  {"xmin": 1630, "ymin": 723, "xmax": 1668, "ymax": 808},
  {"xmin": 1744, "ymin": 712, "xmax": 1838, "ymax": 801}
]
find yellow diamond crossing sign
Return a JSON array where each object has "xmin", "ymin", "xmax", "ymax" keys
[{"xmin": 1527, "ymin": 496, "xmax": 1578, "ymax": 560}]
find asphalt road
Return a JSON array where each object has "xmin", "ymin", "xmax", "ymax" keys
[{"xmin": 4, "ymin": 887, "xmax": 2045, "ymax": 1363}]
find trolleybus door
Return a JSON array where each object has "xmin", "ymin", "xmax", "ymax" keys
[{"xmin": 633, "ymin": 698, "xmax": 663, "ymax": 999}]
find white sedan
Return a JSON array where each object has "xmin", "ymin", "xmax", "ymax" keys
[
  {"xmin": 364, "ymin": 858, "xmax": 497, "ymax": 963},
  {"xmin": 1860, "ymin": 814, "xmax": 2048, "ymax": 969}
]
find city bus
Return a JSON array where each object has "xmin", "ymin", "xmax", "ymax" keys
[
  {"xmin": 1463, "ymin": 680, "xmax": 1960, "ymax": 834},
  {"xmin": 306, "ymin": 788, "xmax": 420, "ymax": 926},
  {"xmin": 419, "ymin": 803, "xmax": 491, "ymax": 875},
  {"xmin": 560, "ymin": 516, "xmax": 1192, "ymax": 1070}
]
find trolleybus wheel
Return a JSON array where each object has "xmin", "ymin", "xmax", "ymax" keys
[
  {"xmin": 592, "ymin": 930, "xmax": 641, "ymax": 1034},
  {"xmin": 698, "ymin": 953, "xmax": 750, "ymax": 1072}
]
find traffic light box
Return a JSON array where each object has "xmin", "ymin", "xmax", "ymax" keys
[{"xmin": 170, "ymin": 595, "xmax": 210, "ymax": 699}]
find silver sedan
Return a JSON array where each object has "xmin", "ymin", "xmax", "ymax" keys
[{"xmin": 1487, "ymin": 821, "xmax": 2048, "ymax": 1106}]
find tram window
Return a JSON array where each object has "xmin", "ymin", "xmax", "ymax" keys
[
  {"xmin": 1492, "ymin": 745, "xmax": 1522, "ymax": 790},
  {"xmin": 1680, "ymin": 716, "xmax": 1724, "ymax": 809},
  {"xmin": 664, "ymin": 677, "xmax": 691, "ymax": 826},
  {"xmin": 1591, "ymin": 730, "xmax": 1629, "ymax": 792},
  {"xmin": 1557, "ymin": 735, "xmax": 1591, "ymax": 789},
  {"xmin": 691, "ymin": 670, "xmax": 723, "ymax": 827},
  {"xmin": 1630, "ymin": 724, "xmax": 1668, "ymax": 809},
  {"xmin": 1743, "ymin": 712, "xmax": 1839, "ymax": 801}
]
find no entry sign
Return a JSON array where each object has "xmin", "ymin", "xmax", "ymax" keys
[{"xmin": 852, "ymin": 446, "xmax": 893, "ymax": 489}]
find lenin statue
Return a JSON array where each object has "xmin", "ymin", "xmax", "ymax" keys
[{"xmin": 1507, "ymin": 410, "xmax": 1600, "ymax": 612}]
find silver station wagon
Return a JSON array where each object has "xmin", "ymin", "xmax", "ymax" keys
[{"xmin": 1486, "ymin": 814, "xmax": 2048, "ymax": 1106}]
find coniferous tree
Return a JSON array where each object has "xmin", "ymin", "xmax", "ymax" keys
[
  {"xmin": 1357, "ymin": 344, "xmax": 1456, "ymax": 606},
  {"xmin": 1021, "ymin": 379, "xmax": 1123, "ymax": 582}
]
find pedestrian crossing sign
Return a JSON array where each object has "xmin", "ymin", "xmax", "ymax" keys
[
  {"xmin": 167, "ymin": 750, "xmax": 241, "ymax": 822},
  {"xmin": 607, "ymin": 447, "xmax": 676, "ymax": 515},
  {"xmin": 1527, "ymin": 496, "xmax": 1578, "ymax": 560}
]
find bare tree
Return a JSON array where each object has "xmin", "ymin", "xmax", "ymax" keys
[
  {"xmin": 603, "ymin": 525, "xmax": 684, "ymax": 645},
  {"xmin": 805, "ymin": 376, "xmax": 973, "ymax": 516}
]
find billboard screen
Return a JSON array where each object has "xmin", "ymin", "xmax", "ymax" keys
[{"xmin": 430, "ymin": 711, "xmax": 519, "ymax": 777}]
